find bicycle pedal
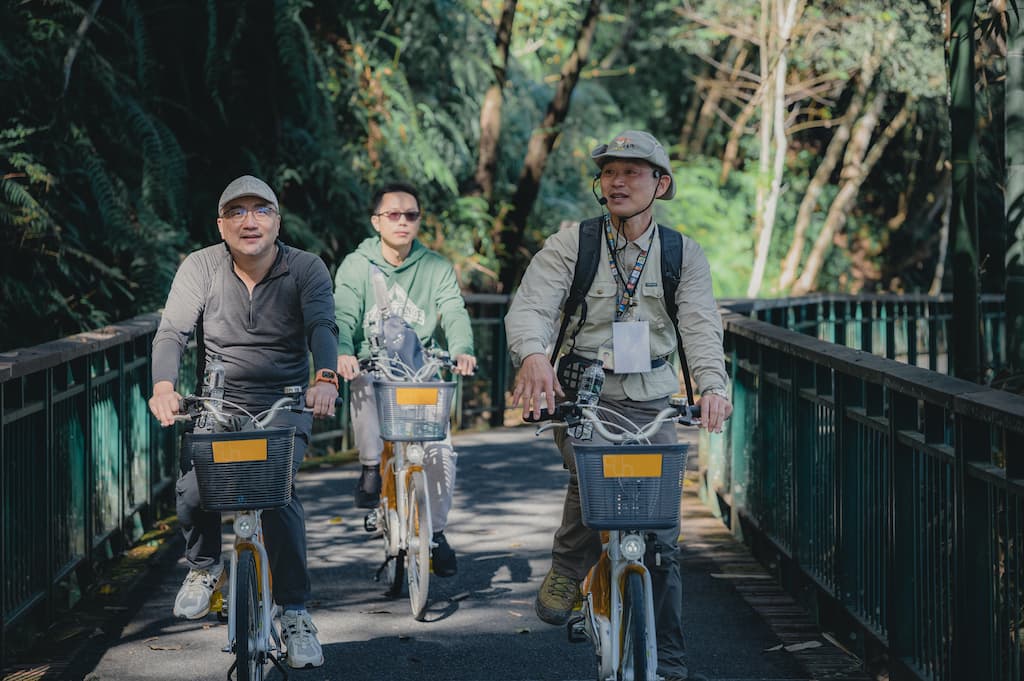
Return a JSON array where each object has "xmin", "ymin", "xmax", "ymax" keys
[
  {"xmin": 364, "ymin": 510, "xmax": 379, "ymax": 532},
  {"xmin": 566, "ymin": 614, "xmax": 588, "ymax": 643}
]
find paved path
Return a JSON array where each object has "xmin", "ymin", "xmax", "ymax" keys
[{"xmin": 78, "ymin": 426, "xmax": 867, "ymax": 681}]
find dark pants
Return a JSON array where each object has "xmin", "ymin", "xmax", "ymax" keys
[
  {"xmin": 552, "ymin": 395, "xmax": 689, "ymax": 679},
  {"xmin": 176, "ymin": 409, "xmax": 313, "ymax": 607}
]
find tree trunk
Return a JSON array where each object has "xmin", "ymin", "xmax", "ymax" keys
[
  {"xmin": 1006, "ymin": 3, "xmax": 1024, "ymax": 377},
  {"xmin": 747, "ymin": 0, "xmax": 804, "ymax": 297},
  {"xmin": 498, "ymin": 0, "xmax": 602, "ymax": 293},
  {"xmin": 948, "ymin": 0, "xmax": 981, "ymax": 383},
  {"xmin": 469, "ymin": 0, "xmax": 518, "ymax": 202},
  {"xmin": 691, "ymin": 37, "xmax": 745, "ymax": 155},
  {"xmin": 792, "ymin": 94, "xmax": 913, "ymax": 294},
  {"xmin": 777, "ymin": 49, "xmax": 882, "ymax": 293},
  {"xmin": 930, "ymin": 171, "xmax": 953, "ymax": 295},
  {"xmin": 719, "ymin": 96, "xmax": 758, "ymax": 184},
  {"xmin": 678, "ymin": 63, "xmax": 710, "ymax": 160}
]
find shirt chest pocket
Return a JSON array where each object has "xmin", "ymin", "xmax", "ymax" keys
[
  {"xmin": 583, "ymin": 275, "xmax": 618, "ymax": 322},
  {"xmin": 639, "ymin": 280, "xmax": 669, "ymax": 329}
]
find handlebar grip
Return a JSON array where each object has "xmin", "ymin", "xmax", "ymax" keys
[{"xmin": 522, "ymin": 407, "xmax": 554, "ymax": 423}]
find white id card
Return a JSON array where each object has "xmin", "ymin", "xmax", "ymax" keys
[{"xmin": 612, "ymin": 321, "xmax": 652, "ymax": 374}]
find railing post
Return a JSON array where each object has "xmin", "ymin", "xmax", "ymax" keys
[
  {"xmin": 888, "ymin": 390, "xmax": 917, "ymax": 680},
  {"xmin": 952, "ymin": 415, "xmax": 995, "ymax": 680}
]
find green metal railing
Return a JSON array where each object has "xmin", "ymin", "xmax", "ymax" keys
[
  {"xmin": 708, "ymin": 296, "xmax": 1023, "ymax": 681},
  {"xmin": 734, "ymin": 293, "xmax": 1006, "ymax": 376},
  {"xmin": 1, "ymin": 314, "xmax": 177, "ymax": 657}
]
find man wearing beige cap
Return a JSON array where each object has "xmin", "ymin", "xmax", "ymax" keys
[
  {"xmin": 505, "ymin": 131, "xmax": 732, "ymax": 681},
  {"xmin": 149, "ymin": 174, "xmax": 338, "ymax": 669}
]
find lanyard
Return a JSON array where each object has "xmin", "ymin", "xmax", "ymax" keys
[{"xmin": 604, "ymin": 217, "xmax": 655, "ymax": 320}]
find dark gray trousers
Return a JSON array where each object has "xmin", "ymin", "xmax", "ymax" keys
[
  {"xmin": 552, "ymin": 395, "xmax": 688, "ymax": 678},
  {"xmin": 176, "ymin": 410, "xmax": 312, "ymax": 607}
]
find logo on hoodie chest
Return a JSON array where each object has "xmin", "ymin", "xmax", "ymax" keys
[{"xmin": 365, "ymin": 282, "xmax": 426, "ymax": 329}]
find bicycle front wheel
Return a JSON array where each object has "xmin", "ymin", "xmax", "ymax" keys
[
  {"xmin": 406, "ymin": 468, "xmax": 432, "ymax": 620},
  {"xmin": 620, "ymin": 570, "xmax": 650, "ymax": 681},
  {"xmin": 234, "ymin": 548, "xmax": 265, "ymax": 681}
]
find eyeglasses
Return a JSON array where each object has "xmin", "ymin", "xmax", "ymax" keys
[
  {"xmin": 221, "ymin": 205, "xmax": 277, "ymax": 221},
  {"xmin": 373, "ymin": 210, "xmax": 421, "ymax": 222}
]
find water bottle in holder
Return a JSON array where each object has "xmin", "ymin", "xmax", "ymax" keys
[
  {"xmin": 204, "ymin": 353, "xmax": 226, "ymax": 401},
  {"xmin": 572, "ymin": 360, "xmax": 604, "ymax": 441},
  {"xmin": 199, "ymin": 353, "xmax": 227, "ymax": 431}
]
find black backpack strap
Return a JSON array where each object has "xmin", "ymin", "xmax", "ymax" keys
[
  {"xmin": 549, "ymin": 217, "xmax": 603, "ymax": 364},
  {"xmin": 658, "ymin": 225, "xmax": 695, "ymax": 405}
]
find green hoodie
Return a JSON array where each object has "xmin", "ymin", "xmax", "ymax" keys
[{"xmin": 334, "ymin": 237, "xmax": 475, "ymax": 359}]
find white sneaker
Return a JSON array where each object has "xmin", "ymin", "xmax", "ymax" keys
[
  {"xmin": 173, "ymin": 564, "xmax": 224, "ymax": 619},
  {"xmin": 280, "ymin": 609, "xmax": 324, "ymax": 668}
]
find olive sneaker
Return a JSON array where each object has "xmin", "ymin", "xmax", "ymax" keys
[{"xmin": 535, "ymin": 568, "xmax": 581, "ymax": 625}]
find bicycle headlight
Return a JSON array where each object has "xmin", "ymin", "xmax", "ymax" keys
[
  {"xmin": 620, "ymin": 534, "xmax": 645, "ymax": 561},
  {"xmin": 234, "ymin": 513, "xmax": 257, "ymax": 540},
  {"xmin": 406, "ymin": 444, "xmax": 425, "ymax": 465}
]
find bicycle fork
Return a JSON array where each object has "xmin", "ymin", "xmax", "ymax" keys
[
  {"xmin": 573, "ymin": 530, "xmax": 661, "ymax": 681},
  {"xmin": 224, "ymin": 517, "xmax": 284, "ymax": 666}
]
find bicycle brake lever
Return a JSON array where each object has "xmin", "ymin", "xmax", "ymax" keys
[{"xmin": 677, "ymin": 403, "xmax": 702, "ymax": 426}]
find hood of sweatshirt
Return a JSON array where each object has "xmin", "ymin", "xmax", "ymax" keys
[{"xmin": 354, "ymin": 236, "xmax": 428, "ymax": 273}]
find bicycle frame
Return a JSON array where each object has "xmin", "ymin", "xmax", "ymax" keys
[
  {"xmin": 579, "ymin": 530, "xmax": 660, "ymax": 681},
  {"xmin": 363, "ymin": 350, "xmax": 452, "ymax": 619},
  {"xmin": 179, "ymin": 390, "xmax": 304, "ymax": 679},
  {"xmin": 537, "ymin": 397, "xmax": 700, "ymax": 681}
]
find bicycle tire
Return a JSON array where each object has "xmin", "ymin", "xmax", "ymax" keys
[
  {"xmin": 620, "ymin": 570, "xmax": 650, "ymax": 681},
  {"xmin": 235, "ymin": 548, "xmax": 265, "ymax": 681},
  {"xmin": 406, "ymin": 468, "xmax": 432, "ymax": 620}
]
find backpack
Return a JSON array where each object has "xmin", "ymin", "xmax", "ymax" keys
[
  {"xmin": 549, "ymin": 217, "xmax": 694, "ymax": 404},
  {"xmin": 370, "ymin": 264, "xmax": 426, "ymax": 371}
]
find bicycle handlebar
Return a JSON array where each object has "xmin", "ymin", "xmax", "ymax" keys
[
  {"xmin": 362, "ymin": 346, "xmax": 474, "ymax": 382},
  {"xmin": 527, "ymin": 399, "xmax": 701, "ymax": 445},
  {"xmin": 177, "ymin": 390, "xmax": 345, "ymax": 430}
]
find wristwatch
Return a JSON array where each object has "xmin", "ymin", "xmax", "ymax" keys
[{"xmin": 314, "ymin": 368, "xmax": 339, "ymax": 390}]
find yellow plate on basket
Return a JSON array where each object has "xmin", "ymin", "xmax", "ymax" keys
[
  {"xmin": 212, "ymin": 438, "xmax": 268, "ymax": 463},
  {"xmin": 396, "ymin": 387, "xmax": 438, "ymax": 405},
  {"xmin": 602, "ymin": 454, "xmax": 662, "ymax": 478}
]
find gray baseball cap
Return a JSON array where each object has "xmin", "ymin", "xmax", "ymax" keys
[
  {"xmin": 218, "ymin": 175, "xmax": 279, "ymax": 214},
  {"xmin": 591, "ymin": 130, "xmax": 675, "ymax": 200}
]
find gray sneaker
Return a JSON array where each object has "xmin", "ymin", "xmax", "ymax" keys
[
  {"xmin": 280, "ymin": 609, "xmax": 324, "ymax": 669},
  {"xmin": 172, "ymin": 564, "xmax": 224, "ymax": 619}
]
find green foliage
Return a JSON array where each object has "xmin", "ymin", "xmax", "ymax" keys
[{"xmin": 0, "ymin": 0, "xmax": 1002, "ymax": 353}]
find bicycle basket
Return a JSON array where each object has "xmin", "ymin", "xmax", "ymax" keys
[
  {"xmin": 373, "ymin": 380, "xmax": 455, "ymax": 441},
  {"xmin": 186, "ymin": 427, "xmax": 295, "ymax": 511},
  {"xmin": 573, "ymin": 443, "xmax": 687, "ymax": 530}
]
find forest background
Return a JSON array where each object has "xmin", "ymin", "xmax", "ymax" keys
[{"xmin": 0, "ymin": 0, "xmax": 1013, "ymax": 354}]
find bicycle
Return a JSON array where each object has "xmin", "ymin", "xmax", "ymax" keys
[
  {"xmin": 177, "ymin": 375, "xmax": 318, "ymax": 681},
  {"xmin": 360, "ymin": 344, "xmax": 457, "ymax": 621},
  {"xmin": 529, "ymin": 394, "xmax": 701, "ymax": 681}
]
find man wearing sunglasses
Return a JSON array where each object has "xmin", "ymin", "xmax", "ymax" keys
[
  {"xmin": 334, "ymin": 181, "xmax": 476, "ymax": 578},
  {"xmin": 149, "ymin": 175, "xmax": 338, "ymax": 669}
]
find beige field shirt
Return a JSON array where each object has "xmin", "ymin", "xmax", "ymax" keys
[{"xmin": 505, "ymin": 218, "xmax": 728, "ymax": 402}]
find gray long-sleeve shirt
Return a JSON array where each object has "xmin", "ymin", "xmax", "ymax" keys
[{"xmin": 152, "ymin": 241, "xmax": 339, "ymax": 410}]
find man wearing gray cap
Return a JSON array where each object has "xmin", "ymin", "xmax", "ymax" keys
[
  {"xmin": 149, "ymin": 174, "xmax": 338, "ymax": 669},
  {"xmin": 504, "ymin": 131, "xmax": 732, "ymax": 680}
]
